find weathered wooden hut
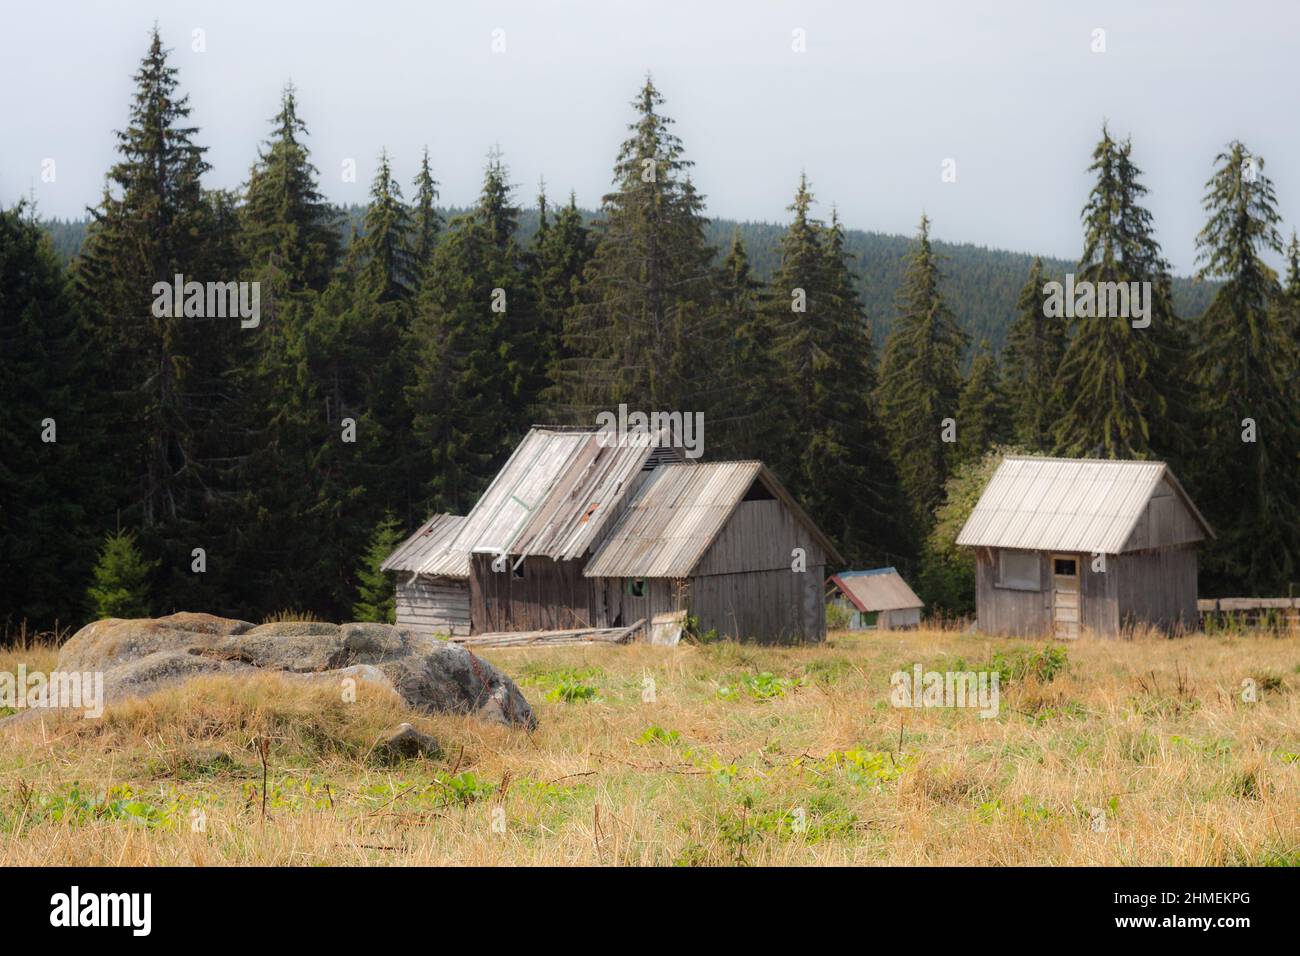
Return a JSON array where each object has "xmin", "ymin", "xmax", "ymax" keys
[
  {"xmin": 380, "ymin": 513, "xmax": 471, "ymax": 637},
  {"xmin": 825, "ymin": 568, "xmax": 924, "ymax": 630},
  {"xmin": 956, "ymin": 455, "xmax": 1214, "ymax": 637},
  {"xmin": 408, "ymin": 426, "xmax": 842, "ymax": 642},
  {"xmin": 584, "ymin": 459, "xmax": 842, "ymax": 642}
]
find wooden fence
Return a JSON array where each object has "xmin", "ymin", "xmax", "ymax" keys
[{"xmin": 1197, "ymin": 597, "xmax": 1299, "ymax": 632}]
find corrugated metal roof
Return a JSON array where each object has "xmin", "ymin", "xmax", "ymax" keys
[
  {"xmin": 381, "ymin": 514, "xmax": 470, "ymax": 578},
  {"xmin": 827, "ymin": 567, "xmax": 923, "ymax": 612},
  {"xmin": 585, "ymin": 461, "xmax": 843, "ymax": 578},
  {"xmin": 445, "ymin": 426, "xmax": 662, "ymax": 562},
  {"xmin": 955, "ymin": 455, "xmax": 1211, "ymax": 554},
  {"xmin": 584, "ymin": 462, "xmax": 762, "ymax": 578}
]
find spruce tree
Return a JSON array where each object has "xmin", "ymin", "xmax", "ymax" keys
[
  {"xmin": 241, "ymin": 84, "xmax": 339, "ymax": 293},
  {"xmin": 411, "ymin": 146, "xmax": 443, "ymax": 278},
  {"xmin": 877, "ymin": 214, "xmax": 968, "ymax": 529},
  {"xmin": 75, "ymin": 27, "xmax": 212, "ymax": 526},
  {"xmin": 1191, "ymin": 142, "xmax": 1300, "ymax": 591},
  {"xmin": 1051, "ymin": 129, "xmax": 1183, "ymax": 461},
  {"xmin": 532, "ymin": 187, "xmax": 594, "ymax": 406},
  {"xmin": 406, "ymin": 155, "xmax": 532, "ymax": 513},
  {"xmin": 352, "ymin": 512, "xmax": 404, "ymax": 623},
  {"xmin": 86, "ymin": 530, "xmax": 157, "ymax": 620},
  {"xmin": 956, "ymin": 341, "xmax": 1010, "ymax": 462},
  {"xmin": 0, "ymin": 202, "xmax": 95, "ymax": 629},
  {"xmin": 551, "ymin": 78, "xmax": 718, "ymax": 421},
  {"xmin": 1279, "ymin": 230, "xmax": 1300, "ymax": 343},
  {"xmin": 353, "ymin": 150, "xmax": 417, "ymax": 303},
  {"xmin": 74, "ymin": 28, "xmax": 243, "ymax": 613},
  {"xmin": 714, "ymin": 229, "xmax": 775, "ymax": 459},
  {"xmin": 1001, "ymin": 257, "xmax": 1066, "ymax": 450},
  {"xmin": 761, "ymin": 179, "xmax": 907, "ymax": 563}
]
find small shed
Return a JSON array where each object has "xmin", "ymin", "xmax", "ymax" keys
[
  {"xmin": 956, "ymin": 455, "xmax": 1214, "ymax": 637},
  {"xmin": 825, "ymin": 568, "xmax": 924, "ymax": 630},
  {"xmin": 381, "ymin": 513, "xmax": 471, "ymax": 637}
]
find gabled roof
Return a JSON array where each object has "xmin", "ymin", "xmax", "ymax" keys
[
  {"xmin": 584, "ymin": 461, "xmax": 844, "ymax": 578},
  {"xmin": 444, "ymin": 426, "xmax": 672, "ymax": 562},
  {"xmin": 381, "ymin": 514, "xmax": 470, "ymax": 579},
  {"xmin": 955, "ymin": 455, "xmax": 1213, "ymax": 554},
  {"xmin": 827, "ymin": 567, "xmax": 923, "ymax": 612}
]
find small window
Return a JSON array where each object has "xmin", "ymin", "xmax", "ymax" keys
[
  {"xmin": 1053, "ymin": 557, "xmax": 1078, "ymax": 576},
  {"xmin": 998, "ymin": 551, "xmax": 1039, "ymax": 590},
  {"xmin": 628, "ymin": 578, "xmax": 646, "ymax": 597},
  {"xmin": 512, "ymin": 563, "xmax": 525, "ymax": 579}
]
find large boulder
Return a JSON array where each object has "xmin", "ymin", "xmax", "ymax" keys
[{"xmin": 27, "ymin": 613, "xmax": 535, "ymax": 729}]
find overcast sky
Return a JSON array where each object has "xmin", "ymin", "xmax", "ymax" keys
[{"xmin": 3, "ymin": 0, "xmax": 1297, "ymax": 273}]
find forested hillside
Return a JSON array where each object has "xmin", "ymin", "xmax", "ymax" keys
[
  {"xmin": 43, "ymin": 207, "xmax": 1217, "ymax": 351},
  {"xmin": 4, "ymin": 27, "xmax": 1298, "ymax": 637}
]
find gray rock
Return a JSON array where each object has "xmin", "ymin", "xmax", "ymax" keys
[
  {"xmin": 18, "ymin": 613, "xmax": 536, "ymax": 729},
  {"xmin": 372, "ymin": 722, "xmax": 442, "ymax": 764}
]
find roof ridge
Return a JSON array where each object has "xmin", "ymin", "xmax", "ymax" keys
[{"xmin": 1004, "ymin": 454, "xmax": 1166, "ymax": 466}]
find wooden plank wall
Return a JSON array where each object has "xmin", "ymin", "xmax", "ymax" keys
[
  {"xmin": 975, "ymin": 548, "xmax": 1049, "ymax": 636},
  {"xmin": 470, "ymin": 553, "xmax": 602, "ymax": 632},
  {"xmin": 693, "ymin": 500, "xmax": 820, "ymax": 576},
  {"xmin": 1115, "ymin": 544, "xmax": 1199, "ymax": 633},
  {"xmin": 602, "ymin": 577, "xmax": 680, "ymax": 637},
  {"xmin": 880, "ymin": 607, "xmax": 921, "ymax": 630},
  {"xmin": 692, "ymin": 497, "xmax": 828, "ymax": 642},
  {"xmin": 1122, "ymin": 481, "xmax": 1205, "ymax": 551},
  {"xmin": 1080, "ymin": 554, "xmax": 1119, "ymax": 634},
  {"xmin": 395, "ymin": 575, "xmax": 471, "ymax": 637},
  {"xmin": 690, "ymin": 566, "xmax": 826, "ymax": 642}
]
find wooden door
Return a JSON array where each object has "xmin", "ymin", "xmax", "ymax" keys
[{"xmin": 1051, "ymin": 555, "xmax": 1080, "ymax": 639}]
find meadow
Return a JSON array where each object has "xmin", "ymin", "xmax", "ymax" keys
[{"xmin": 1, "ymin": 626, "xmax": 1296, "ymax": 866}]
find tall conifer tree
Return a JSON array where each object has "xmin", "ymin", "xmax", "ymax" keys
[
  {"xmin": 241, "ymin": 85, "xmax": 339, "ymax": 293},
  {"xmin": 0, "ymin": 202, "xmax": 95, "ymax": 628},
  {"xmin": 1001, "ymin": 257, "xmax": 1066, "ymax": 450},
  {"xmin": 411, "ymin": 146, "xmax": 442, "ymax": 279},
  {"xmin": 406, "ymin": 155, "xmax": 532, "ymax": 513},
  {"xmin": 74, "ymin": 28, "xmax": 243, "ymax": 612},
  {"xmin": 956, "ymin": 341, "xmax": 1011, "ymax": 462},
  {"xmin": 1051, "ymin": 129, "xmax": 1183, "ymax": 461},
  {"xmin": 552, "ymin": 78, "xmax": 718, "ymax": 422},
  {"xmin": 532, "ymin": 187, "xmax": 593, "ymax": 405},
  {"xmin": 1191, "ymin": 142, "xmax": 1300, "ymax": 591},
  {"xmin": 762, "ymin": 179, "xmax": 906, "ymax": 562},
  {"xmin": 877, "ymin": 214, "xmax": 968, "ymax": 530},
  {"xmin": 353, "ymin": 150, "xmax": 417, "ymax": 303}
]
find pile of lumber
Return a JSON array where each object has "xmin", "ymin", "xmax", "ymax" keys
[{"xmin": 452, "ymin": 619, "xmax": 644, "ymax": 648}]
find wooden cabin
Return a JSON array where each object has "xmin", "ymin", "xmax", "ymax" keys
[
  {"xmin": 956, "ymin": 455, "xmax": 1214, "ymax": 637},
  {"xmin": 582, "ymin": 459, "xmax": 841, "ymax": 642},
  {"xmin": 825, "ymin": 568, "xmax": 924, "ymax": 630},
  {"xmin": 380, "ymin": 513, "xmax": 471, "ymax": 637},
  {"xmin": 399, "ymin": 426, "xmax": 842, "ymax": 643}
]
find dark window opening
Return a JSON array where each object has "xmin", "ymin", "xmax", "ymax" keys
[
  {"xmin": 628, "ymin": 578, "xmax": 646, "ymax": 597},
  {"xmin": 742, "ymin": 479, "xmax": 775, "ymax": 502},
  {"xmin": 512, "ymin": 563, "xmax": 525, "ymax": 579},
  {"xmin": 1053, "ymin": 558, "xmax": 1078, "ymax": 576}
]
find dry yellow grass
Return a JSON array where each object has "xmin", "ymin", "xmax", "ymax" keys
[{"xmin": 1, "ymin": 628, "xmax": 1296, "ymax": 866}]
